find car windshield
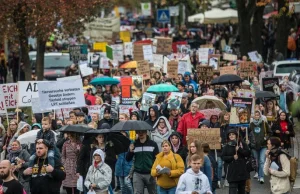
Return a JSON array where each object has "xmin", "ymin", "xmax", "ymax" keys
[
  {"xmin": 276, "ymin": 63, "xmax": 300, "ymax": 74},
  {"xmin": 44, "ymin": 55, "xmax": 72, "ymax": 68}
]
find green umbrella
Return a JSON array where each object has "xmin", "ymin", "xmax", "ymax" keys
[{"xmin": 147, "ymin": 84, "xmax": 179, "ymax": 93}]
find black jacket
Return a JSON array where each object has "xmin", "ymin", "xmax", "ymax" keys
[
  {"xmin": 145, "ymin": 105, "xmax": 160, "ymax": 127},
  {"xmin": 271, "ymin": 120, "xmax": 295, "ymax": 149},
  {"xmin": 97, "ymin": 118, "xmax": 117, "ymax": 129},
  {"xmin": 168, "ymin": 131, "xmax": 188, "ymax": 164}
]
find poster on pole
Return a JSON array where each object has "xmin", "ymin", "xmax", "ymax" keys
[
  {"xmin": 156, "ymin": 37, "xmax": 173, "ymax": 55},
  {"xmin": 120, "ymin": 76, "xmax": 143, "ymax": 105},
  {"xmin": 18, "ymin": 81, "xmax": 45, "ymax": 107},
  {"xmin": 37, "ymin": 79, "xmax": 85, "ymax": 110},
  {"xmin": 79, "ymin": 63, "xmax": 93, "ymax": 77},
  {"xmin": 167, "ymin": 60, "xmax": 178, "ymax": 78},
  {"xmin": 219, "ymin": 66, "xmax": 237, "ymax": 75},
  {"xmin": 137, "ymin": 60, "xmax": 151, "ymax": 80},
  {"xmin": 229, "ymin": 97, "xmax": 253, "ymax": 127},
  {"xmin": 0, "ymin": 93, "xmax": 7, "ymax": 114},
  {"xmin": 187, "ymin": 128, "xmax": 221, "ymax": 149},
  {"xmin": 141, "ymin": 93, "xmax": 156, "ymax": 111},
  {"xmin": 198, "ymin": 48, "xmax": 209, "ymax": 64},
  {"xmin": 167, "ymin": 92, "xmax": 183, "ymax": 109},
  {"xmin": 262, "ymin": 78, "xmax": 280, "ymax": 94},
  {"xmin": 0, "ymin": 83, "xmax": 18, "ymax": 108}
]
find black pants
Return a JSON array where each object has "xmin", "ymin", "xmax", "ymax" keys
[
  {"xmin": 229, "ymin": 180, "xmax": 246, "ymax": 194},
  {"xmin": 65, "ymin": 187, "xmax": 79, "ymax": 194}
]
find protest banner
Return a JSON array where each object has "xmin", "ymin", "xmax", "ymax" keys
[
  {"xmin": 31, "ymin": 98, "xmax": 49, "ymax": 114},
  {"xmin": 167, "ymin": 60, "xmax": 178, "ymax": 78},
  {"xmin": 248, "ymin": 51, "xmax": 261, "ymax": 63},
  {"xmin": 198, "ymin": 48, "xmax": 209, "ymax": 64},
  {"xmin": 167, "ymin": 92, "xmax": 182, "ymax": 109},
  {"xmin": 196, "ymin": 65, "xmax": 213, "ymax": 81},
  {"xmin": 119, "ymin": 31, "xmax": 131, "ymax": 42},
  {"xmin": 83, "ymin": 17, "xmax": 120, "ymax": 43},
  {"xmin": 137, "ymin": 60, "xmax": 151, "ymax": 80},
  {"xmin": 187, "ymin": 128, "xmax": 221, "ymax": 149},
  {"xmin": 93, "ymin": 42, "xmax": 107, "ymax": 52},
  {"xmin": 178, "ymin": 60, "xmax": 188, "ymax": 75},
  {"xmin": 238, "ymin": 61, "xmax": 258, "ymax": 77},
  {"xmin": 236, "ymin": 89, "xmax": 256, "ymax": 115},
  {"xmin": 0, "ymin": 93, "xmax": 7, "ymax": 114},
  {"xmin": 119, "ymin": 105, "xmax": 139, "ymax": 117},
  {"xmin": 219, "ymin": 66, "xmax": 237, "ymax": 75},
  {"xmin": 0, "ymin": 83, "xmax": 18, "ymax": 108},
  {"xmin": 208, "ymin": 54, "xmax": 220, "ymax": 70},
  {"xmin": 37, "ymin": 79, "xmax": 85, "ymax": 110},
  {"xmin": 229, "ymin": 97, "xmax": 253, "ymax": 127},
  {"xmin": 18, "ymin": 81, "xmax": 45, "ymax": 107},
  {"xmin": 262, "ymin": 78, "xmax": 280, "ymax": 94},
  {"xmin": 120, "ymin": 76, "xmax": 143, "ymax": 105},
  {"xmin": 111, "ymin": 44, "xmax": 124, "ymax": 62},
  {"xmin": 141, "ymin": 93, "xmax": 156, "ymax": 111},
  {"xmin": 153, "ymin": 54, "xmax": 163, "ymax": 68},
  {"xmin": 156, "ymin": 37, "xmax": 173, "ymax": 55},
  {"xmin": 223, "ymin": 53, "xmax": 237, "ymax": 61},
  {"xmin": 79, "ymin": 63, "xmax": 93, "ymax": 77},
  {"xmin": 124, "ymin": 42, "xmax": 133, "ymax": 56},
  {"xmin": 143, "ymin": 45, "xmax": 153, "ymax": 63}
]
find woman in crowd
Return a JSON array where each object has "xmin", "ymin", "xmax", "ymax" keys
[
  {"xmin": 84, "ymin": 149, "xmax": 112, "ymax": 194},
  {"xmin": 271, "ymin": 111, "xmax": 295, "ymax": 150},
  {"xmin": 0, "ymin": 124, "xmax": 6, "ymax": 152},
  {"xmin": 62, "ymin": 133, "xmax": 82, "ymax": 194},
  {"xmin": 95, "ymin": 96, "xmax": 104, "ymax": 105},
  {"xmin": 151, "ymin": 140, "xmax": 184, "ymax": 194},
  {"xmin": 82, "ymin": 78, "xmax": 95, "ymax": 94},
  {"xmin": 219, "ymin": 111, "xmax": 230, "ymax": 186},
  {"xmin": 151, "ymin": 116, "xmax": 172, "ymax": 152},
  {"xmin": 222, "ymin": 129, "xmax": 251, "ymax": 194},
  {"xmin": 2, "ymin": 119, "xmax": 18, "ymax": 152},
  {"xmin": 168, "ymin": 132, "xmax": 188, "ymax": 165},
  {"xmin": 7, "ymin": 140, "xmax": 30, "ymax": 193},
  {"xmin": 13, "ymin": 123, "xmax": 31, "ymax": 142},
  {"xmin": 168, "ymin": 109, "xmax": 181, "ymax": 131},
  {"xmin": 264, "ymin": 100, "xmax": 277, "ymax": 125}
]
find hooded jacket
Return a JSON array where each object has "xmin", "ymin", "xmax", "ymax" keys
[
  {"xmin": 84, "ymin": 149, "xmax": 112, "ymax": 193},
  {"xmin": 176, "ymin": 168, "xmax": 212, "ymax": 194},
  {"xmin": 145, "ymin": 105, "xmax": 160, "ymax": 127},
  {"xmin": 250, "ymin": 116, "xmax": 272, "ymax": 150},
  {"xmin": 182, "ymin": 72, "xmax": 198, "ymax": 92},
  {"xmin": 151, "ymin": 116, "xmax": 173, "ymax": 152},
  {"xmin": 168, "ymin": 132, "xmax": 188, "ymax": 163}
]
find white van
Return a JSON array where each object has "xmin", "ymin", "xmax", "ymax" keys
[{"xmin": 273, "ymin": 60, "xmax": 300, "ymax": 78}]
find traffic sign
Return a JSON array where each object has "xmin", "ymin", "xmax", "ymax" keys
[{"xmin": 157, "ymin": 9, "xmax": 170, "ymax": 23}]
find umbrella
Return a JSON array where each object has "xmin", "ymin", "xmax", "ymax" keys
[
  {"xmin": 211, "ymin": 74, "xmax": 243, "ymax": 85},
  {"xmin": 58, "ymin": 124, "xmax": 93, "ymax": 134},
  {"xmin": 147, "ymin": 84, "xmax": 179, "ymax": 93},
  {"xmin": 17, "ymin": 130, "xmax": 58, "ymax": 145},
  {"xmin": 192, "ymin": 96, "xmax": 227, "ymax": 110},
  {"xmin": 90, "ymin": 76, "xmax": 120, "ymax": 86},
  {"xmin": 120, "ymin": 61, "xmax": 137, "ymax": 69},
  {"xmin": 110, "ymin": 120, "xmax": 154, "ymax": 132},
  {"xmin": 255, "ymin": 91, "xmax": 278, "ymax": 98},
  {"xmin": 199, "ymin": 109, "xmax": 222, "ymax": 120}
]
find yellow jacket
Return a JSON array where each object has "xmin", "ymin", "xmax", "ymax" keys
[{"xmin": 151, "ymin": 151, "xmax": 184, "ymax": 189}]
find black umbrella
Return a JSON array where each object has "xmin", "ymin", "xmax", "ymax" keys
[
  {"xmin": 255, "ymin": 91, "xmax": 278, "ymax": 98},
  {"xmin": 211, "ymin": 74, "xmax": 243, "ymax": 85},
  {"xmin": 84, "ymin": 129, "xmax": 131, "ymax": 155},
  {"xmin": 58, "ymin": 124, "xmax": 93, "ymax": 134},
  {"xmin": 110, "ymin": 120, "xmax": 154, "ymax": 132}
]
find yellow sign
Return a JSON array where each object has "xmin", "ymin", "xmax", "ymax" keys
[
  {"xmin": 120, "ymin": 31, "xmax": 131, "ymax": 43},
  {"xmin": 93, "ymin": 42, "xmax": 107, "ymax": 52},
  {"xmin": 46, "ymin": 42, "xmax": 53, "ymax": 47}
]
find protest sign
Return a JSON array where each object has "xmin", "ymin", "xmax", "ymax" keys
[
  {"xmin": 167, "ymin": 92, "xmax": 182, "ymax": 109},
  {"xmin": 177, "ymin": 45, "xmax": 190, "ymax": 54},
  {"xmin": 31, "ymin": 98, "xmax": 49, "ymax": 114},
  {"xmin": 238, "ymin": 61, "xmax": 257, "ymax": 77},
  {"xmin": 262, "ymin": 78, "xmax": 280, "ymax": 94},
  {"xmin": 124, "ymin": 42, "xmax": 133, "ymax": 56},
  {"xmin": 178, "ymin": 60, "xmax": 188, "ymax": 75},
  {"xmin": 236, "ymin": 89, "xmax": 255, "ymax": 98},
  {"xmin": 198, "ymin": 48, "xmax": 209, "ymax": 64},
  {"xmin": 111, "ymin": 97, "xmax": 119, "ymax": 120},
  {"xmin": 83, "ymin": 17, "xmax": 120, "ymax": 43},
  {"xmin": 93, "ymin": 42, "xmax": 107, "ymax": 52},
  {"xmin": 69, "ymin": 45, "xmax": 88, "ymax": 63},
  {"xmin": 187, "ymin": 128, "xmax": 221, "ymax": 149},
  {"xmin": 120, "ymin": 76, "xmax": 143, "ymax": 105},
  {"xmin": 0, "ymin": 93, "xmax": 7, "ymax": 114},
  {"xmin": 18, "ymin": 81, "xmax": 44, "ymax": 107},
  {"xmin": 79, "ymin": 63, "xmax": 93, "ymax": 77},
  {"xmin": 181, "ymin": 55, "xmax": 192, "ymax": 73},
  {"xmin": 57, "ymin": 75, "xmax": 81, "ymax": 81},
  {"xmin": 100, "ymin": 57, "xmax": 110, "ymax": 69},
  {"xmin": 133, "ymin": 43, "xmax": 148, "ymax": 61},
  {"xmin": 200, "ymin": 44, "xmax": 214, "ymax": 48},
  {"xmin": 143, "ymin": 45, "xmax": 153, "ymax": 63},
  {"xmin": 248, "ymin": 51, "xmax": 261, "ymax": 63},
  {"xmin": 229, "ymin": 97, "xmax": 252, "ymax": 127},
  {"xmin": 111, "ymin": 44, "xmax": 124, "ymax": 62},
  {"xmin": 141, "ymin": 93, "xmax": 156, "ymax": 111},
  {"xmin": 137, "ymin": 60, "xmax": 151, "ymax": 80},
  {"xmin": 119, "ymin": 31, "xmax": 131, "ymax": 42},
  {"xmin": 167, "ymin": 60, "xmax": 178, "ymax": 78},
  {"xmin": 119, "ymin": 105, "xmax": 139, "ymax": 117},
  {"xmin": 56, "ymin": 106, "xmax": 102, "ymax": 120},
  {"xmin": 106, "ymin": 45, "xmax": 113, "ymax": 60},
  {"xmin": 156, "ymin": 37, "xmax": 172, "ymax": 55},
  {"xmin": 0, "ymin": 83, "xmax": 18, "ymax": 108},
  {"xmin": 196, "ymin": 65, "xmax": 213, "ymax": 81},
  {"xmin": 219, "ymin": 66, "xmax": 237, "ymax": 75},
  {"xmin": 153, "ymin": 54, "xmax": 163, "ymax": 68},
  {"xmin": 223, "ymin": 53, "xmax": 237, "ymax": 61},
  {"xmin": 141, "ymin": 2, "xmax": 152, "ymax": 16},
  {"xmin": 37, "ymin": 79, "xmax": 85, "ymax": 110},
  {"xmin": 163, "ymin": 56, "xmax": 170, "ymax": 73},
  {"xmin": 208, "ymin": 54, "xmax": 220, "ymax": 70},
  {"xmin": 120, "ymin": 25, "xmax": 135, "ymax": 31}
]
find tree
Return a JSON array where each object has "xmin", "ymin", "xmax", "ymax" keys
[{"xmin": 0, "ymin": 0, "xmax": 110, "ymax": 81}]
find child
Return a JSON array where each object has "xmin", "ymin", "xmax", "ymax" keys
[
  {"xmin": 176, "ymin": 154, "xmax": 212, "ymax": 194},
  {"xmin": 28, "ymin": 117, "xmax": 55, "ymax": 167}
]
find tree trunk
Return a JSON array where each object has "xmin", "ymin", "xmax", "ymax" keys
[
  {"xmin": 36, "ymin": 38, "xmax": 46, "ymax": 81},
  {"xmin": 251, "ymin": 6, "xmax": 265, "ymax": 54}
]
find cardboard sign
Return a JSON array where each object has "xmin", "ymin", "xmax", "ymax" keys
[
  {"xmin": 120, "ymin": 31, "xmax": 131, "ymax": 42},
  {"xmin": 133, "ymin": 43, "xmax": 151, "ymax": 61},
  {"xmin": 0, "ymin": 93, "xmax": 7, "ymax": 114},
  {"xmin": 229, "ymin": 97, "xmax": 253, "ymax": 127},
  {"xmin": 37, "ymin": 79, "xmax": 85, "ymax": 110},
  {"xmin": 196, "ymin": 65, "xmax": 213, "ymax": 81},
  {"xmin": 156, "ymin": 37, "xmax": 173, "ymax": 55},
  {"xmin": 18, "ymin": 81, "xmax": 45, "ymax": 107},
  {"xmin": 120, "ymin": 76, "xmax": 143, "ymax": 105},
  {"xmin": 239, "ymin": 62, "xmax": 257, "ymax": 77},
  {"xmin": 137, "ymin": 60, "xmax": 151, "ymax": 80},
  {"xmin": 223, "ymin": 53, "xmax": 237, "ymax": 61},
  {"xmin": 219, "ymin": 66, "xmax": 237, "ymax": 75},
  {"xmin": 167, "ymin": 60, "xmax": 178, "ymax": 78},
  {"xmin": 93, "ymin": 42, "xmax": 107, "ymax": 52},
  {"xmin": 187, "ymin": 128, "xmax": 221, "ymax": 149},
  {"xmin": 0, "ymin": 83, "xmax": 18, "ymax": 108}
]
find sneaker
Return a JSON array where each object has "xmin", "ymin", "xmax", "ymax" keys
[
  {"xmin": 259, "ymin": 178, "xmax": 264, "ymax": 184},
  {"xmin": 114, "ymin": 186, "xmax": 120, "ymax": 192},
  {"xmin": 253, "ymin": 172, "xmax": 258, "ymax": 179},
  {"xmin": 224, "ymin": 180, "xmax": 229, "ymax": 187},
  {"xmin": 217, "ymin": 181, "xmax": 221, "ymax": 189}
]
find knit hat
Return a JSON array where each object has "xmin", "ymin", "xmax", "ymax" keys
[
  {"xmin": 104, "ymin": 107, "xmax": 111, "ymax": 114},
  {"xmin": 227, "ymin": 128, "xmax": 238, "ymax": 139}
]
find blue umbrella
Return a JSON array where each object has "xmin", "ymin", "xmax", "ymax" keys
[
  {"xmin": 147, "ymin": 84, "xmax": 179, "ymax": 93},
  {"xmin": 90, "ymin": 76, "xmax": 120, "ymax": 86}
]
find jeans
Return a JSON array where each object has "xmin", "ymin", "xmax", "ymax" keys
[
  {"xmin": 133, "ymin": 172, "xmax": 156, "ymax": 194},
  {"xmin": 29, "ymin": 149, "xmax": 55, "ymax": 167},
  {"xmin": 229, "ymin": 180, "xmax": 246, "ymax": 194},
  {"xmin": 157, "ymin": 186, "xmax": 176, "ymax": 194},
  {"xmin": 119, "ymin": 176, "xmax": 133, "ymax": 194},
  {"xmin": 217, "ymin": 156, "xmax": 223, "ymax": 181},
  {"xmin": 252, "ymin": 148, "xmax": 267, "ymax": 179}
]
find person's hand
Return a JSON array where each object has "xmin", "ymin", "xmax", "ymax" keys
[
  {"xmin": 285, "ymin": 131, "xmax": 290, "ymax": 135},
  {"xmin": 46, "ymin": 165, "xmax": 54, "ymax": 173},
  {"xmin": 76, "ymin": 173, "xmax": 80, "ymax": 179},
  {"xmin": 2, "ymin": 145, "xmax": 6, "ymax": 150},
  {"xmin": 268, "ymin": 168, "xmax": 274, "ymax": 174},
  {"xmin": 129, "ymin": 144, "xmax": 134, "ymax": 152},
  {"xmin": 234, "ymin": 154, "xmax": 238, "ymax": 160},
  {"xmin": 91, "ymin": 184, "xmax": 97, "ymax": 188},
  {"xmin": 275, "ymin": 130, "xmax": 281, "ymax": 134},
  {"xmin": 24, "ymin": 167, "xmax": 33, "ymax": 175},
  {"xmin": 156, "ymin": 168, "xmax": 161, "ymax": 175},
  {"xmin": 186, "ymin": 136, "xmax": 189, "ymax": 141},
  {"xmin": 236, "ymin": 146, "xmax": 239, "ymax": 151},
  {"xmin": 192, "ymin": 191, "xmax": 199, "ymax": 194},
  {"xmin": 265, "ymin": 150, "xmax": 270, "ymax": 157},
  {"xmin": 246, "ymin": 140, "xmax": 250, "ymax": 145},
  {"xmin": 219, "ymin": 137, "xmax": 222, "ymax": 143}
]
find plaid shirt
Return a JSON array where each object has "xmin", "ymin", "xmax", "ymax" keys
[{"xmin": 36, "ymin": 129, "xmax": 55, "ymax": 148}]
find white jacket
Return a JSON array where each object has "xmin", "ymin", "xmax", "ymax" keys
[
  {"xmin": 176, "ymin": 169, "xmax": 212, "ymax": 194},
  {"xmin": 151, "ymin": 116, "xmax": 172, "ymax": 152}
]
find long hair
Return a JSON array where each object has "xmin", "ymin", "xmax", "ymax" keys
[
  {"xmin": 7, "ymin": 119, "xmax": 18, "ymax": 137},
  {"xmin": 264, "ymin": 100, "xmax": 277, "ymax": 119},
  {"xmin": 187, "ymin": 140, "xmax": 204, "ymax": 166},
  {"xmin": 219, "ymin": 111, "xmax": 230, "ymax": 126}
]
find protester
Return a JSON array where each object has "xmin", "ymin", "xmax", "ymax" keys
[
  {"xmin": 0, "ymin": 160, "xmax": 24, "ymax": 194},
  {"xmin": 168, "ymin": 132, "xmax": 188, "ymax": 164},
  {"xmin": 151, "ymin": 116, "xmax": 173, "ymax": 152},
  {"xmin": 145, "ymin": 105, "xmax": 160, "ymax": 127}
]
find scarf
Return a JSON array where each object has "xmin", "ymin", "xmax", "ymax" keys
[
  {"xmin": 94, "ymin": 161, "xmax": 100, "ymax": 168},
  {"xmin": 252, "ymin": 117, "xmax": 263, "ymax": 126},
  {"xmin": 171, "ymin": 140, "xmax": 181, "ymax": 153},
  {"xmin": 8, "ymin": 148, "xmax": 22, "ymax": 163},
  {"xmin": 157, "ymin": 126, "xmax": 168, "ymax": 135}
]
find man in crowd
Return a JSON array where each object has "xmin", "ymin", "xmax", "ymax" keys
[
  {"xmin": 0, "ymin": 160, "xmax": 24, "ymax": 194},
  {"xmin": 23, "ymin": 141, "xmax": 66, "ymax": 194},
  {"xmin": 145, "ymin": 105, "xmax": 160, "ymax": 127},
  {"xmin": 98, "ymin": 107, "xmax": 116, "ymax": 128}
]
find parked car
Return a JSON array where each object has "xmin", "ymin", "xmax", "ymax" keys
[{"xmin": 273, "ymin": 60, "xmax": 300, "ymax": 78}]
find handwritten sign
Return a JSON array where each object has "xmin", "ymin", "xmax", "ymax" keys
[
  {"xmin": 0, "ymin": 83, "xmax": 18, "ymax": 108},
  {"xmin": 219, "ymin": 66, "xmax": 237, "ymax": 75},
  {"xmin": 137, "ymin": 60, "xmax": 151, "ymax": 80},
  {"xmin": 156, "ymin": 37, "xmax": 173, "ymax": 55},
  {"xmin": 187, "ymin": 128, "xmax": 221, "ymax": 149},
  {"xmin": 18, "ymin": 81, "xmax": 45, "ymax": 107},
  {"xmin": 239, "ymin": 62, "xmax": 257, "ymax": 77},
  {"xmin": 167, "ymin": 60, "xmax": 178, "ymax": 78},
  {"xmin": 0, "ymin": 93, "xmax": 7, "ymax": 114},
  {"xmin": 223, "ymin": 53, "xmax": 237, "ymax": 61},
  {"xmin": 196, "ymin": 65, "xmax": 213, "ymax": 81}
]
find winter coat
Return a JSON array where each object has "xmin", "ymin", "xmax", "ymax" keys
[
  {"xmin": 145, "ymin": 105, "xmax": 160, "ymax": 127},
  {"xmin": 115, "ymin": 152, "xmax": 133, "ymax": 177},
  {"xmin": 168, "ymin": 115, "xmax": 182, "ymax": 131},
  {"xmin": 151, "ymin": 151, "xmax": 185, "ymax": 189},
  {"xmin": 271, "ymin": 120, "xmax": 295, "ymax": 149},
  {"xmin": 151, "ymin": 116, "xmax": 173, "ymax": 152},
  {"xmin": 168, "ymin": 132, "xmax": 188, "ymax": 164},
  {"xmin": 250, "ymin": 119, "xmax": 271, "ymax": 150}
]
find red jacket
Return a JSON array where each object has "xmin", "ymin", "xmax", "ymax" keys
[
  {"xmin": 177, "ymin": 112, "xmax": 205, "ymax": 145},
  {"xmin": 84, "ymin": 94, "xmax": 96, "ymax": 105}
]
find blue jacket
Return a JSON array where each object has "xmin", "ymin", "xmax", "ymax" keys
[
  {"xmin": 115, "ymin": 152, "xmax": 133, "ymax": 177},
  {"xmin": 201, "ymin": 156, "xmax": 212, "ymax": 189},
  {"xmin": 182, "ymin": 72, "xmax": 198, "ymax": 91}
]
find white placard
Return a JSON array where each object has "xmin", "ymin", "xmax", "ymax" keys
[
  {"xmin": 198, "ymin": 48, "xmax": 209, "ymax": 64},
  {"xmin": 100, "ymin": 57, "xmax": 110, "ymax": 69},
  {"xmin": 124, "ymin": 42, "xmax": 133, "ymax": 56},
  {"xmin": 0, "ymin": 83, "xmax": 18, "ymax": 108},
  {"xmin": 119, "ymin": 105, "xmax": 138, "ymax": 117},
  {"xmin": 111, "ymin": 44, "xmax": 124, "ymax": 62},
  {"xmin": 153, "ymin": 54, "xmax": 163, "ymax": 68},
  {"xmin": 248, "ymin": 51, "xmax": 261, "ymax": 63},
  {"xmin": 141, "ymin": 3, "xmax": 152, "ymax": 16},
  {"xmin": 143, "ymin": 45, "xmax": 153, "ymax": 63},
  {"xmin": 178, "ymin": 60, "xmax": 188, "ymax": 75},
  {"xmin": 163, "ymin": 56, "xmax": 170, "ymax": 73},
  {"xmin": 57, "ymin": 75, "xmax": 81, "ymax": 81},
  {"xmin": 181, "ymin": 55, "xmax": 192, "ymax": 73},
  {"xmin": 18, "ymin": 81, "xmax": 45, "ymax": 107},
  {"xmin": 31, "ymin": 98, "xmax": 48, "ymax": 114},
  {"xmin": 79, "ymin": 63, "xmax": 93, "ymax": 77},
  {"xmin": 169, "ymin": 6, "xmax": 179, "ymax": 16},
  {"xmin": 38, "ymin": 79, "xmax": 85, "ymax": 110},
  {"xmin": 0, "ymin": 93, "xmax": 7, "ymax": 114}
]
